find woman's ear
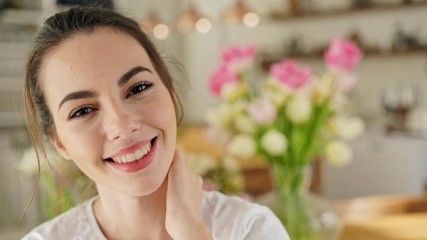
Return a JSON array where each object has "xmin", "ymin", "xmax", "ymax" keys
[{"xmin": 51, "ymin": 135, "xmax": 71, "ymax": 160}]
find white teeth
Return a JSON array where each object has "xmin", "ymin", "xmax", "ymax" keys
[
  {"xmin": 112, "ymin": 142, "xmax": 152, "ymax": 164},
  {"xmin": 125, "ymin": 154, "xmax": 133, "ymax": 163},
  {"xmin": 142, "ymin": 147, "xmax": 148, "ymax": 155},
  {"xmin": 134, "ymin": 149, "xmax": 144, "ymax": 160}
]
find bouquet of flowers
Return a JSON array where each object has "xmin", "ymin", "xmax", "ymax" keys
[
  {"xmin": 183, "ymin": 150, "xmax": 244, "ymax": 195},
  {"xmin": 205, "ymin": 38, "xmax": 364, "ymax": 239}
]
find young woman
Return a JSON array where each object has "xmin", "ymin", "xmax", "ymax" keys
[{"xmin": 22, "ymin": 7, "xmax": 289, "ymax": 240}]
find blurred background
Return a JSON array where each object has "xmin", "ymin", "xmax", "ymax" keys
[{"xmin": 0, "ymin": 0, "xmax": 427, "ymax": 238}]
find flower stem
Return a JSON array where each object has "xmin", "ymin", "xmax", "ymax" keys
[{"xmin": 271, "ymin": 162, "xmax": 317, "ymax": 240}]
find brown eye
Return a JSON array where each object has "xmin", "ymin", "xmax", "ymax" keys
[
  {"xmin": 126, "ymin": 82, "xmax": 152, "ymax": 98},
  {"xmin": 69, "ymin": 106, "xmax": 96, "ymax": 120}
]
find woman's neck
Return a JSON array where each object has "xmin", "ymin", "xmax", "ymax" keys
[{"xmin": 93, "ymin": 180, "xmax": 171, "ymax": 240}]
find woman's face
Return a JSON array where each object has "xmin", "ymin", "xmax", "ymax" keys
[{"xmin": 40, "ymin": 28, "xmax": 177, "ymax": 196}]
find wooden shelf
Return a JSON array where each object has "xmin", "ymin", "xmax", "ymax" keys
[
  {"xmin": 295, "ymin": 49, "xmax": 425, "ymax": 59},
  {"xmin": 260, "ymin": 49, "xmax": 427, "ymax": 71},
  {"xmin": 268, "ymin": 1, "xmax": 427, "ymax": 22}
]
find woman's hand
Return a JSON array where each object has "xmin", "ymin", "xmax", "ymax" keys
[{"xmin": 165, "ymin": 150, "xmax": 212, "ymax": 240}]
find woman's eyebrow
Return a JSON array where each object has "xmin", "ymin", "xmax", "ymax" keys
[
  {"xmin": 118, "ymin": 65, "xmax": 152, "ymax": 87},
  {"xmin": 58, "ymin": 91, "xmax": 98, "ymax": 110}
]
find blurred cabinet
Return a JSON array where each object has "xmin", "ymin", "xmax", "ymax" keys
[
  {"xmin": 324, "ymin": 132, "xmax": 427, "ymax": 199},
  {"xmin": 0, "ymin": 6, "xmax": 44, "ymax": 127}
]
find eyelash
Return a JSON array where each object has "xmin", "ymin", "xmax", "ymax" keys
[
  {"xmin": 126, "ymin": 81, "xmax": 152, "ymax": 98},
  {"xmin": 68, "ymin": 105, "xmax": 96, "ymax": 120}
]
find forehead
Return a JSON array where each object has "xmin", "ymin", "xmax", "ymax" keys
[{"xmin": 39, "ymin": 27, "xmax": 153, "ymax": 87}]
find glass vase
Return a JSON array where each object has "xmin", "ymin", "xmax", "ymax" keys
[{"xmin": 270, "ymin": 162, "xmax": 341, "ymax": 240}]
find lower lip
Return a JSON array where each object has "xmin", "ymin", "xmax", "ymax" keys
[{"xmin": 107, "ymin": 138, "xmax": 157, "ymax": 173}]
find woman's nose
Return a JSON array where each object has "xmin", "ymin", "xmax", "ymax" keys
[{"xmin": 104, "ymin": 103, "xmax": 141, "ymax": 141}]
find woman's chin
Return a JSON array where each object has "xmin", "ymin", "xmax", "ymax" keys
[{"xmin": 122, "ymin": 175, "xmax": 167, "ymax": 197}]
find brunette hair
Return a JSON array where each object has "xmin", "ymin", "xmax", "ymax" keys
[{"xmin": 22, "ymin": 6, "xmax": 182, "ymax": 215}]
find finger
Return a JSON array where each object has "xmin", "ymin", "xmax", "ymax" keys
[
  {"xmin": 175, "ymin": 150, "xmax": 186, "ymax": 166},
  {"xmin": 171, "ymin": 149, "xmax": 184, "ymax": 167},
  {"xmin": 168, "ymin": 150, "xmax": 181, "ymax": 173},
  {"xmin": 168, "ymin": 150, "xmax": 187, "ymax": 181},
  {"xmin": 197, "ymin": 176, "xmax": 203, "ymax": 188}
]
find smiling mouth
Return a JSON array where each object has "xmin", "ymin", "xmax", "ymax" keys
[{"xmin": 105, "ymin": 137, "xmax": 157, "ymax": 164}]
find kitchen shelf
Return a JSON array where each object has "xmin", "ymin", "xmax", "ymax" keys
[
  {"xmin": 268, "ymin": 1, "xmax": 427, "ymax": 22},
  {"xmin": 260, "ymin": 49, "xmax": 427, "ymax": 71}
]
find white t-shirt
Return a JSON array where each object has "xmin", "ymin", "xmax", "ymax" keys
[{"xmin": 22, "ymin": 191, "xmax": 289, "ymax": 240}]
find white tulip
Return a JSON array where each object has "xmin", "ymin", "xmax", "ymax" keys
[
  {"xmin": 231, "ymin": 100, "xmax": 247, "ymax": 117},
  {"xmin": 248, "ymin": 98, "xmax": 277, "ymax": 125},
  {"xmin": 221, "ymin": 82, "xmax": 247, "ymax": 101},
  {"xmin": 205, "ymin": 103, "xmax": 233, "ymax": 128},
  {"xmin": 314, "ymin": 75, "xmax": 333, "ymax": 103},
  {"xmin": 260, "ymin": 130, "xmax": 288, "ymax": 156},
  {"xmin": 223, "ymin": 156, "xmax": 240, "ymax": 172},
  {"xmin": 267, "ymin": 76, "xmax": 293, "ymax": 95},
  {"xmin": 262, "ymin": 80, "xmax": 288, "ymax": 106},
  {"xmin": 234, "ymin": 114, "xmax": 257, "ymax": 134},
  {"xmin": 227, "ymin": 134, "xmax": 256, "ymax": 159},
  {"xmin": 331, "ymin": 116, "xmax": 365, "ymax": 140},
  {"xmin": 184, "ymin": 151, "xmax": 216, "ymax": 176},
  {"xmin": 265, "ymin": 90, "xmax": 287, "ymax": 106},
  {"xmin": 205, "ymin": 126, "xmax": 229, "ymax": 143},
  {"xmin": 325, "ymin": 141, "xmax": 353, "ymax": 167},
  {"xmin": 286, "ymin": 95, "xmax": 312, "ymax": 123}
]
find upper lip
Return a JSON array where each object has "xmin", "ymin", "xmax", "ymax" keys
[{"xmin": 108, "ymin": 138, "xmax": 154, "ymax": 159}]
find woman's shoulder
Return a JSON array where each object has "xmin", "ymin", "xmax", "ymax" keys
[
  {"xmin": 21, "ymin": 196, "xmax": 100, "ymax": 240},
  {"xmin": 202, "ymin": 191, "xmax": 269, "ymax": 217},
  {"xmin": 202, "ymin": 191, "xmax": 290, "ymax": 239}
]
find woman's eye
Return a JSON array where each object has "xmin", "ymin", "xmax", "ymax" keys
[
  {"xmin": 68, "ymin": 106, "xmax": 96, "ymax": 120},
  {"xmin": 126, "ymin": 82, "xmax": 152, "ymax": 98}
]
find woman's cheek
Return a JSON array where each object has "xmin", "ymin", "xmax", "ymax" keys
[{"xmin": 66, "ymin": 125, "xmax": 103, "ymax": 160}]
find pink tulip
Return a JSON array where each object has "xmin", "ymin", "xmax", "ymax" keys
[
  {"xmin": 324, "ymin": 38, "xmax": 363, "ymax": 72},
  {"xmin": 222, "ymin": 45, "xmax": 256, "ymax": 62},
  {"xmin": 270, "ymin": 60, "xmax": 313, "ymax": 90},
  {"xmin": 221, "ymin": 45, "xmax": 256, "ymax": 71},
  {"xmin": 331, "ymin": 69, "xmax": 358, "ymax": 92},
  {"xmin": 248, "ymin": 98, "xmax": 277, "ymax": 125},
  {"xmin": 209, "ymin": 64, "xmax": 238, "ymax": 96}
]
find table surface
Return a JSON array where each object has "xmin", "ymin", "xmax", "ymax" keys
[{"xmin": 340, "ymin": 212, "xmax": 427, "ymax": 240}]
